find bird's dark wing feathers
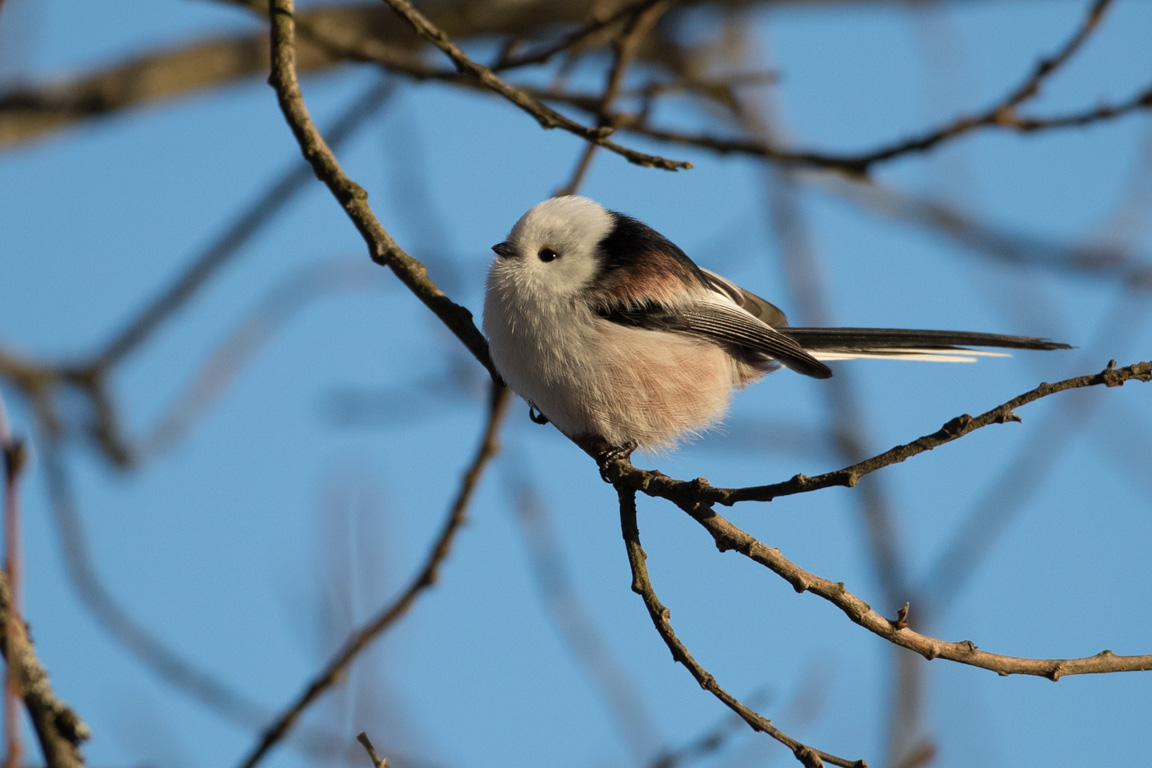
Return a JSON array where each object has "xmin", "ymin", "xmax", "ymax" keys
[
  {"xmin": 593, "ymin": 210, "xmax": 1067, "ymax": 370},
  {"xmin": 699, "ymin": 269, "xmax": 790, "ymax": 328},
  {"xmin": 597, "ymin": 212, "xmax": 791, "ymax": 326},
  {"xmin": 781, "ymin": 328, "xmax": 1071, "ymax": 352},
  {"xmin": 599, "ymin": 212, "xmax": 713, "ymax": 283},
  {"xmin": 598, "ymin": 301, "xmax": 834, "ymax": 379}
]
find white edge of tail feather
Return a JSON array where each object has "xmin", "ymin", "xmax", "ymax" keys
[{"xmin": 812, "ymin": 349, "xmax": 1013, "ymax": 363}]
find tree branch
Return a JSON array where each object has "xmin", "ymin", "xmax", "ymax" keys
[
  {"xmin": 676, "ymin": 493, "xmax": 1152, "ymax": 680},
  {"xmin": 237, "ymin": 383, "xmax": 510, "ymax": 768},
  {"xmin": 494, "ymin": 0, "xmax": 672, "ymax": 71},
  {"xmin": 555, "ymin": 0, "xmax": 675, "ymax": 195},
  {"xmin": 507, "ymin": 470, "xmax": 661, "ymax": 761},
  {"xmin": 376, "ymin": 0, "xmax": 691, "ymax": 171},
  {"xmin": 356, "ymin": 732, "xmax": 389, "ymax": 768},
  {"xmin": 606, "ymin": 366, "xmax": 1152, "ymax": 683},
  {"xmin": 602, "ymin": 360, "xmax": 1152, "ymax": 506},
  {"xmin": 618, "ymin": 487, "xmax": 865, "ymax": 768},
  {"xmin": 267, "ymin": 0, "xmax": 495, "ymax": 375},
  {"xmin": 618, "ymin": 0, "xmax": 1142, "ymax": 174},
  {"xmin": 0, "ymin": 570, "xmax": 89, "ymax": 768},
  {"xmin": 0, "ymin": 396, "xmax": 24, "ymax": 768}
]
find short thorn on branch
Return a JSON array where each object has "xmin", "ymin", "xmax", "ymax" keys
[
  {"xmin": 891, "ymin": 602, "xmax": 910, "ymax": 631},
  {"xmin": 1102, "ymin": 359, "xmax": 1124, "ymax": 386},
  {"xmin": 356, "ymin": 732, "xmax": 388, "ymax": 768}
]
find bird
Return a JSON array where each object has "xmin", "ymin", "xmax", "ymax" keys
[{"xmin": 482, "ymin": 196, "xmax": 1069, "ymax": 461}]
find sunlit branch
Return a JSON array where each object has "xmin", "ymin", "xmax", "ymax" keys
[
  {"xmin": 0, "ymin": 570, "xmax": 89, "ymax": 768},
  {"xmin": 601, "ymin": 360, "xmax": 1152, "ymax": 506},
  {"xmin": 267, "ymin": 0, "xmax": 495, "ymax": 374},
  {"xmin": 673, "ymin": 490, "xmax": 1152, "ymax": 679},
  {"xmin": 377, "ymin": 0, "xmax": 691, "ymax": 171},
  {"xmin": 618, "ymin": 487, "xmax": 866, "ymax": 768}
]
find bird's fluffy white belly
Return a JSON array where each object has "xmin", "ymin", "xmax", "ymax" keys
[{"xmin": 487, "ymin": 300, "xmax": 742, "ymax": 450}]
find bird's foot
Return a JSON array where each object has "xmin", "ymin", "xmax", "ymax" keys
[
  {"xmin": 528, "ymin": 405, "xmax": 549, "ymax": 425},
  {"xmin": 597, "ymin": 441, "xmax": 637, "ymax": 483}
]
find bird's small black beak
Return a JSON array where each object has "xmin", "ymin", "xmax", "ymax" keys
[{"xmin": 492, "ymin": 242, "xmax": 515, "ymax": 259}]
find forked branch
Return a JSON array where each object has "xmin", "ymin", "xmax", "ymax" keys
[
  {"xmin": 618, "ymin": 487, "xmax": 866, "ymax": 768},
  {"xmin": 377, "ymin": 0, "xmax": 691, "ymax": 171}
]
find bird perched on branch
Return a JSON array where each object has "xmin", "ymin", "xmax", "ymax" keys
[{"xmin": 483, "ymin": 196, "xmax": 1069, "ymax": 460}]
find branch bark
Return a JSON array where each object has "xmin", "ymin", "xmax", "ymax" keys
[
  {"xmin": 602, "ymin": 360, "xmax": 1152, "ymax": 507},
  {"xmin": 619, "ymin": 487, "xmax": 865, "ymax": 768},
  {"xmin": 678, "ymin": 496, "xmax": 1152, "ymax": 679},
  {"xmin": 267, "ymin": 0, "xmax": 494, "ymax": 375},
  {"xmin": 0, "ymin": 572, "xmax": 89, "ymax": 768},
  {"xmin": 377, "ymin": 0, "xmax": 691, "ymax": 171}
]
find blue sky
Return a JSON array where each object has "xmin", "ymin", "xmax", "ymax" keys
[{"xmin": 1, "ymin": 1, "xmax": 1150, "ymax": 767}]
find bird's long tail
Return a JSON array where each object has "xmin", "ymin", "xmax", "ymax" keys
[{"xmin": 780, "ymin": 328, "xmax": 1071, "ymax": 363}]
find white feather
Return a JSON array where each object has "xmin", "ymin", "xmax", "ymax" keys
[{"xmin": 812, "ymin": 349, "xmax": 1012, "ymax": 363}]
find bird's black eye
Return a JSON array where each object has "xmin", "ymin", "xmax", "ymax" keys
[{"xmin": 537, "ymin": 247, "xmax": 558, "ymax": 262}]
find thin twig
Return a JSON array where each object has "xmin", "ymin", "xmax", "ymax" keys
[
  {"xmin": 494, "ymin": 0, "xmax": 670, "ymax": 70},
  {"xmin": 356, "ymin": 732, "xmax": 389, "ymax": 768},
  {"xmin": 0, "ymin": 398, "xmax": 23, "ymax": 768},
  {"xmin": 377, "ymin": 0, "xmax": 691, "ymax": 171},
  {"xmin": 224, "ymin": 0, "xmax": 755, "ymax": 130},
  {"xmin": 0, "ymin": 570, "xmax": 90, "ymax": 768},
  {"xmin": 508, "ymin": 471, "xmax": 661, "ymax": 761},
  {"xmin": 1005, "ymin": 84, "xmax": 1152, "ymax": 131},
  {"xmin": 237, "ymin": 383, "xmax": 511, "ymax": 768},
  {"xmin": 626, "ymin": 78, "xmax": 1152, "ymax": 173},
  {"xmin": 601, "ymin": 360, "xmax": 1152, "ymax": 506},
  {"xmin": 992, "ymin": 0, "xmax": 1114, "ymax": 111},
  {"xmin": 628, "ymin": 0, "xmax": 1129, "ymax": 174},
  {"xmin": 267, "ymin": 0, "xmax": 495, "ymax": 374},
  {"xmin": 280, "ymin": 7, "xmax": 612, "ymax": 113},
  {"xmin": 618, "ymin": 486, "xmax": 866, "ymax": 768},
  {"xmin": 555, "ymin": 0, "xmax": 674, "ymax": 195},
  {"xmin": 673, "ymin": 491, "xmax": 1152, "ymax": 679},
  {"xmin": 598, "ymin": 0, "xmax": 674, "ymax": 120}
]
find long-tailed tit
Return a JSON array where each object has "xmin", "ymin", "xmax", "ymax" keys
[{"xmin": 483, "ymin": 196, "xmax": 1069, "ymax": 459}]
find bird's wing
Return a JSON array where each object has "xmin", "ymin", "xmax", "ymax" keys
[
  {"xmin": 597, "ymin": 299, "xmax": 832, "ymax": 379},
  {"xmin": 699, "ymin": 268, "xmax": 790, "ymax": 328}
]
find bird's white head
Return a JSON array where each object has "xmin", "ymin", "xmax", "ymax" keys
[{"xmin": 489, "ymin": 196, "xmax": 613, "ymax": 301}]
